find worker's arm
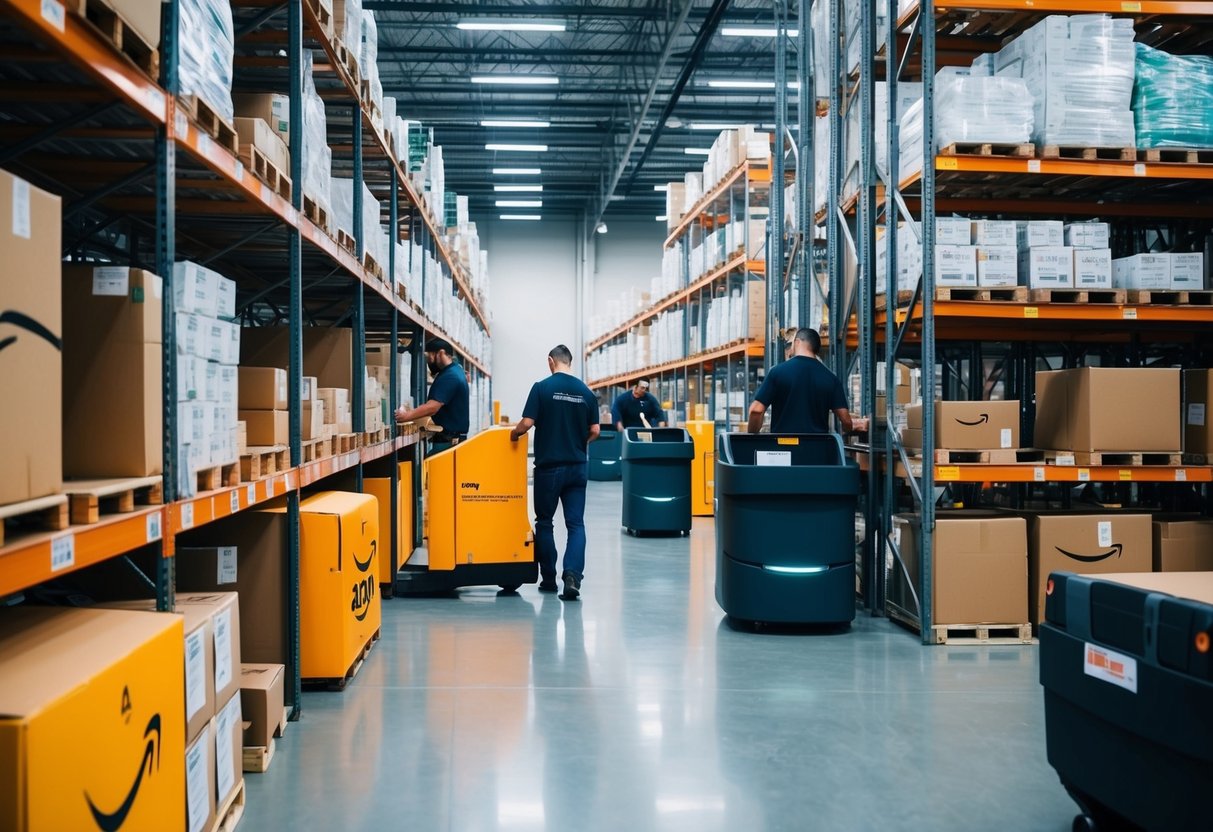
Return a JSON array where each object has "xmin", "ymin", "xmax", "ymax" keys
[
  {"xmin": 615, "ymin": 421, "xmax": 625, "ymax": 432},
  {"xmin": 747, "ymin": 401, "xmax": 767, "ymax": 434},
  {"xmin": 832, "ymin": 408, "xmax": 870, "ymax": 434},
  {"xmin": 586, "ymin": 424, "xmax": 601, "ymax": 444},
  {"xmin": 396, "ymin": 399, "xmax": 443, "ymax": 423},
  {"xmin": 510, "ymin": 417, "xmax": 535, "ymax": 441}
]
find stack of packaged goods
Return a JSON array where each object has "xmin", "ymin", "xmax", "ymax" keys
[
  {"xmin": 237, "ymin": 367, "xmax": 289, "ymax": 449},
  {"xmin": 332, "ymin": 178, "xmax": 383, "ymax": 266},
  {"xmin": 318, "ymin": 386, "xmax": 354, "ymax": 435},
  {"xmin": 683, "ymin": 171, "xmax": 703, "ymax": 208},
  {"xmin": 665, "ymin": 182, "xmax": 686, "ymax": 230},
  {"xmin": 302, "ymin": 51, "xmax": 334, "ymax": 219},
  {"xmin": 178, "ymin": 0, "xmax": 235, "ymax": 121},
  {"xmin": 360, "ymin": 9, "xmax": 384, "ymax": 123},
  {"xmin": 334, "ymin": 0, "xmax": 362, "ymax": 73},
  {"xmin": 1133, "ymin": 44, "xmax": 1213, "ymax": 149},
  {"xmin": 173, "ymin": 261, "xmax": 240, "ymax": 498},
  {"xmin": 699, "ymin": 127, "xmax": 771, "ymax": 193},
  {"xmin": 231, "ymin": 92, "xmax": 291, "ymax": 181}
]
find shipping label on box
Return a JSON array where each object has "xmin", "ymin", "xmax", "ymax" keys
[
  {"xmin": 1171, "ymin": 252, "xmax": 1205, "ymax": 290},
  {"xmin": 935, "ymin": 245, "xmax": 978, "ymax": 287},
  {"xmin": 1019, "ymin": 246, "xmax": 1073, "ymax": 289},
  {"xmin": 977, "ymin": 246, "xmax": 1019, "ymax": 287},
  {"xmin": 1073, "ymin": 248, "xmax": 1112, "ymax": 289},
  {"xmin": 971, "ymin": 220, "xmax": 1017, "ymax": 247},
  {"xmin": 1017, "ymin": 220, "xmax": 1064, "ymax": 249},
  {"xmin": 1064, "ymin": 222, "xmax": 1110, "ymax": 250}
]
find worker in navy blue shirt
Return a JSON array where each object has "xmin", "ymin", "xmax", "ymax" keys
[
  {"xmin": 394, "ymin": 338, "xmax": 469, "ymax": 454},
  {"xmin": 748, "ymin": 328, "xmax": 869, "ymax": 434},
  {"xmin": 511, "ymin": 345, "xmax": 600, "ymax": 600},
  {"xmin": 611, "ymin": 379, "xmax": 666, "ymax": 431}
]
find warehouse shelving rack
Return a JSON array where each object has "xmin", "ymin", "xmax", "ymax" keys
[
  {"xmin": 830, "ymin": 0, "xmax": 1213, "ymax": 642},
  {"xmin": 585, "ymin": 160, "xmax": 770, "ymax": 430},
  {"xmin": 0, "ymin": 0, "xmax": 490, "ymax": 710}
]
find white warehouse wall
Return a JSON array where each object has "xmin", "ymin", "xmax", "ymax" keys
[{"xmin": 591, "ymin": 219, "xmax": 667, "ymax": 311}]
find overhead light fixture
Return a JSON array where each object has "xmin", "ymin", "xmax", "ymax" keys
[
  {"xmin": 501, "ymin": 214, "xmax": 542, "ymax": 220},
  {"xmin": 689, "ymin": 122, "xmax": 744, "ymax": 131},
  {"xmin": 493, "ymin": 167, "xmax": 541, "ymax": 175},
  {"xmin": 720, "ymin": 26, "xmax": 799, "ymax": 37},
  {"xmin": 496, "ymin": 199, "xmax": 542, "ymax": 208},
  {"xmin": 472, "ymin": 75, "xmax": 559, "ymax": 86},
  {"xmin": 684, "ymin": 148, "xmax": 711, "ymax": 156},
  {"xmin": 655, "ymin": 214, "xmax": 667, "ymax": 221},
  {"xmin": 609, "ymin": 195, "xmax": 625, "ymax": 202},
  {"xmin": 653, "ymin": 184, "xmax": 669, "ymax": 192},
  {"xmin": 457, "ymin": 20, "xmax": 565, "ymax": 32},
  {"xmin": 493, "ymin": 184, "xmax": 543, "ymax": 192},
  {"xmin": 596, "ymin": 222, "xmax": 608, "ymax": 234},
  {"xmin": 486, "ymin": 143, "xmax": 548, "ymax": 152},
  {"xmin": 706, "ymin": 79, "xmax": 800, "ymax": 90},
  {"xmin": 481, "ymin": 119, "xmax": 551, "ymax": 128}
]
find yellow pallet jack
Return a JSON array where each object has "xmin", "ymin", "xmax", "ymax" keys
[{"xmin": 395, "ymin": 426, "xmax": 536, "ymax": 594}]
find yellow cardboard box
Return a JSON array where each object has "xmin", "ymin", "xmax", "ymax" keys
[
  {"xmin": 0, "ymin": 607, "xmax": 185, "ymax": 831},
  {"xmin": 363, "ymin": 461, "xmax": 414, "ymax": 586},
  {"xmin": 686, "ymin": 420, "xmax": 716, "ymax": 516}
]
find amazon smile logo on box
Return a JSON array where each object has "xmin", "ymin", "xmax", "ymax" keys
[
  {"xmin": 1055, "ymin": 542, "xmax": 1123, "ymax": 563},
  {"xmin": 84, "ymin": 686, "xmax": 161, "ymax": 831}
]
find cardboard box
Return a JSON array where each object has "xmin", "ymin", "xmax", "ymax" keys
[
  {"xmin": 1017, "ymin": 220, "xmax": 1064, "ymax": 248},
  {"xmin": 891, "ymin": 513, "xmax": 1028, "ymax": 625},
  {"xmin": 185, "ymin": 719, "xmax": 215, "ymax": 832},
  {"xmin": 1184, "ymin": 369, "xmax": 1213, "ymax": 455},
  {"xmin": 175, "ymin": 592, "xmax": 242, "ymax": 710},
  {"xmin": 238, "ymin": 366, "xmax": 288, "ymax": 410},
  {"xmin": 1035, "ymin": 367, "xmax": 1180, "ymax": 452},
  {"xmin": 62, "ymin": 266, "xmax": 163, "ymax": 477},
  {"xmin": 0, "ymin": 607, "xmax": 185, "ymax": 831},
  {"xmin": 1153, "ymin": 519, "xmax": 1213, "ymax": 572},
  {"xmin": 232, "ymin": 93, "xmax": 290, "ymax": 144},
  {"xmin": 1113, "ymin": 253, "xmax": 1170, "ymax": 290},
  {"xmin": 1019, "ymin": 246, "xmax": 1073, "ymax": 289},
  {"xmin": 1064, "ymin": 222, "xmax": 1110, "ymax": 250},
  {"xmin": 935, "ymin": 245, "xmax": 978, "ymax": 287},
  {"xmin": 302, "ymin": 375, "xmax": 318, "ymax": 401},
  {"xmin": 1170, "ymin": 253, "xmax": 1205, "ymax": 291},
  {"xmin": 971, "ymin": 220, "xmax": 1017, "ymax": 247},
  {"xmin": 906, "ymin": 400, "xmax": 1019, "ymax": 449},
  {"xmin": 108, "ymin": 0, "xmax": 161, "ymax": 47},
  {"xmin": 1, "ymin": 171, "xmax": 62, "ymax": 505},
  {"xmin": 1072, "ymin": 249, "xmax": 1113, "ymax": 289},
  {"xmin": 302, "ymin": 399, "xmax": 324, "ymax": 440},
  {"xmin": 240, "ymin": 327, "xmax": 353, "ymax": 391},
  {"xmin": 212, "ymin": 694, "xmax": 242, "ymax": 815},
  {"xmin": 238, "ymin": 409, "xmax": 288, "ymax": 446},
  {"xmin": 900, "ymin": 428, "xmax": 923, "ymax": 449},
  {"xmin": 239, "ymin": 663, "xmax": 285, "ymax": 748},
  {"xmin": 234, "ymin": 117, "xmax": 289, "ymax": 175},
  {"xmin": 363, "ymin": 462, "xmax": 414, "ymax": 586},
  {"xmin": 935, "ymin": 217, "xmax": 971, "ymax": 246},
  {"xmin": 1027, "ymin": 513, "xmax": 1153, "ymax": 623},
  {"xmin": 976, "ymin": 246, "xmax": 1018, "ymax": 288}
]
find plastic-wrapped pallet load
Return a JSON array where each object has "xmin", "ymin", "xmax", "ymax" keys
[
  {"xmin": 1133, "ymin": 43, "xmax": 1213, "ymax": 149},
  {"xmin": 178, "ymin": 0, "xmax": 235, "ymax": 121},
  {"xmin": 302, "ymin": 51, "xmax": 333, "ymax": 217},
  {"xmin": 361, "ymin": 9, "xmax": 384, "ymax": 117},
  {"xmin": 331, "ymin": 178, "xmax": 382, "ymax": 264}
]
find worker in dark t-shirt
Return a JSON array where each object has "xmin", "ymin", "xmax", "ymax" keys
[
  {"xmin": 511, "ymin": 345, "xmax": 600, "ymax": 601},
  {"xmin": 394, "ymin": 338, "xmax": 470, "ymax": 454},
  {"xmin": 748, "ymin": 328, "xmax": 869, "ymax": 435},
  {"xmin": 611, "ymin": 379, "xmax": 666, "ymax": 430}
]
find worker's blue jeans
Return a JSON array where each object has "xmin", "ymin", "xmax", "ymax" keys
[{"xmin": 533, "ymin": 462, "xmax": 588, "ymax": 583}]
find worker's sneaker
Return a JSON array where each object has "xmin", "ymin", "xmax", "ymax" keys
[
  {"xmin": 561, "ymin": 572, "xmax": 581, "ymax": 601},
  {"xmin": 538, "ymin": 579, "xmax": 558, "ymax": 593}
]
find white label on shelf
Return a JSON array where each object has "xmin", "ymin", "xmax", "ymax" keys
[
  {"xmin": 1027, "ymin": 159, "xmax": 1041, "ymax": 174},
  {"xmin": 234, "ymin": 160, "xmax": 243, "ymax": 181},
  {"xmin": 217, "ymin": 546, "xmax": 237, "ymax": 584},
  {"xmin": 229, "ymin": 490, "xmax": 240, "ymax": 514},
  {"xmin": 146, "ymin": 89, "xmax": 166, "ymax": 116},
  {"xmin": 1134, "ymin": 163, "xmax": 1147, "ymax": 177},
  {"xmin": 213, "ymin": 607, "xmax": 233, "ymax": 692},
  {"xmin": 184, "ymin": 628, "xmax": 206, "ymax": 720},
  {"xmin": 756, "ymin": 450, "xmax": 792, "ymax": 467},
  {"xmin": 11, "ymin": 176, "xmax": 30, "ymax": 239},
  {"xmin": 265, "ymin": 479, "xmax": 273, "ymax": 500},
  {"xmin": 1084, "ymin": 642, "xmax": 1137, "ymax": 694},
  {"xmin": 1000, "ymin": 428, "xmax": 1012, "ymax": 449},
  {"xmin": 285, "ymin": 206, "xmax": 298, "ymax": 225},
  {"xmin": 1188, "ymin": 403, "xmax": 1206, "ymax": 426},
  {"xmin": 198, "ymin": 133, "xmax": 212, "ymax": 158},
  {"xmin": 92, "ymin": 266, "xmax": 129, "ymax": 296},
  {"xmin": 1078, "ymin": 468, "xmax": 1091, "ymax": 482},
  {"xmin": 175, "ymin": 111, "xmax": 189, "ymax": 139},
  {"xmin": 1034, "ymin": 466, "xmax": 1046, "ymax": 482},
  {"xmin": 1176, "ymin": 469, "xmax": 1188, "ymax": 482},
  {"xmin": 186, "ymin": 733, "xmax": 209, "ymax": 832},
  {"xmin": 1055, "ymin": 453, "xmax": 1075, "ymax": 466},
  {"xmin": 215, "ymin": 695, "xmax": 240, "ymax": 801},
  {"xmin": 181, "ymin": 502, "xmax": 195, "ymax": 529},
  {"xmin": 146, "ymin": 511, "xmax": 161, "ymax": 542},
  {"xmin": 261, "ymin": 183, "xmax": 274, "ymax": 205},
  {"xmin": 1097, "ymin": 520, "xmax": 1113, "ymax": 549},
  {"xmin": 1122, "ymin": 307, "xmax": 1138, "ymax": 320},
  {"xmin": 40, "ymin": 0, "xmax": 65, "ymax": 31},
  {"xmin": 49, "ymin": 534, "xmax": 75, "ymax": 572},
  {"xmin": 247, "ymin": 483, "xmax": 256, "ymax": 504},
  {"xmin": 285, "ymin": 471, "xmax": 295, "ymax": 490}
]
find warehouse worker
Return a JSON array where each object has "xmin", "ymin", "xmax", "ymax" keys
[
  {"xmin": 747, "ymin": 327, "xmax": 870, "ymax": 435},
  {"xmin": 510, "ymin": 345, "xmax": 600, "ymax": 601},
  {"xmin": 394, "ymin": 338, "xmax": 469, "ymax": 454},
  {"xmin": 611, "ymin": 379, "xmax": 667, "ymax": 431}
]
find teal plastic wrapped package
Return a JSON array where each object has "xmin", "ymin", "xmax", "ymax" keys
[{"xmin": 1133, "ymin": 43, "xmax": 1213, "ymax": 148}]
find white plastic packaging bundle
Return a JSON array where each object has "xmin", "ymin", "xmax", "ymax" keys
[
  {"xmin": 360, "ymin": 8, "xmax": 378, "ymax": 70},
  {"xmin": 935, "ymin": 75, "xmax": 1034, "ymax": 146},
  {"xmin": 340, "ymin": 0, "xmax": 363, "ymax": 73},
  {"xmin": 302, "ymin": 50, "xmax": 333, "ymax": 215},
  {"xmin": 178, "ymin": 0, "xmax": 235, "ymax": 122},
  {"xmin": 332, "ymin": 178, "xmax": 382, "ymax": 263}
]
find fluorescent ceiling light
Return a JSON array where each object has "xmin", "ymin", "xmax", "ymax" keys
[
  {"xmin": 706, "ymin": 79, "xmax": 800, "ymax": 90},
  {"xmin": 653, "ymin": 184, "xmax": 669, "ymax": 192},
  {"xmin": 496, "ymin": 199, "xmax": 542, "ymax": 208},
  {"xmin": 493, "ymin": 167, "xmax": 541, "ymax": 175},
  {"xmin": 720, "ymin": 26, "xmax": 799, "ymax": 37},
  {"xmin": 501, "ymin": 214, "xmax": 542, "ymax": 220},
  {"xmin": 684, "ymin": 148, "xmax": 711, "ymax": 156},
  {"xmin": 609, "ymin": 195, "xmax": 625, "ymax": 202},
  {"xmin": 458, "ymin": 20, "xmax": 565, "ymax": 32},
  {"xmin": 481, "ymin": 119, "xmax": 551, "ymax": 128},
  {"xmin": 689, "ymin": 122, "xmax": 744, "ymax": 131},
  {"xmin": 655, "ymin": 215, "xmax": 667, "ymax": 221},
  {"xmin": 486, "ymin": 143, "xmax": 548, "ymax": 152},
  {"xmin": 472, "ymin": 75, "xmax": 559, "ymax": 86},
  {"xmin": 494, "ymin": 184, "xmax": 543, "ymax": 192}
]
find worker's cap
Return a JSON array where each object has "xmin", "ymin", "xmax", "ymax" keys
[
  {"xmin": 425, "ymin": 338, "xmax": 454, "ymax": 356},
  {"xmin": 636, "ymin": 379, "xmax": 650, "ymax": 389}
]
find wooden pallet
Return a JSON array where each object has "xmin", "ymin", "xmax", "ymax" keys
[
  {"xmin": 303, "ymin": 194, "xmax": 330, "ymax": 234},
  {"xmin": 939, "ymin": 142, "xmax": 1034, "ymax": 158},
  {"xmin": 1045, "ymin": 450, "xmax": 1183, "ymax": 467},
  {"xmin": 332, "ymin": 39, "xmax": 360, "ymax": 86},
  {"xmin": 912, "ymin": 448, "xmax": 1044, "ymax": 465},
  {"xmin": 196, "ymin": 461, "xmax": 240, "ymax": 493},
  {"xmin": 208, "ymin": 779, "xmax": 245, "ymax": 832},
  {"xmin": 68, "ymin": 0, "xmax": 158, "ymax": 77},
  {"xmin": 242, "ymin": 711, "xmax": 287, "ymax": 773},
  {"xmin": 240, "ymin": 446, "xmax": 289, "ymax": 482},
  {"xmin": 1184, "ymin": 290, "xmax": 1213, "ymax": 306},
  {"xmin": 1028, "ymin": 288, "xmax": 1126, "ymax": 304},
  {"xmin": 64, "ymin": 476, "xmax": 163, "ymax": 525},
  {"xmin": 178, "ymin": 96, "xmax": 239, "ymax": 155},
  {"xmin": 238, "ymin": 144, "xmax": 292, "ymax": 201},
  {"xmin": 936, "ymin": 286, "xmax": 1028, "ymax": 302},
  {"xmin": 932, "ymin": 623, "xmax": 1034, "ymax": 645},
  {"xmin": 359, "ymin": 82, "xmax": 381, "ymax": 119},
  {"xmin": 1137, "ymin": 147, "xmax": 1213, "ymax": 164},
  {"xmin": 1126, "ymin": 288, "xmax": 1186, "ymax": 305},
  {"xmin": 303, "ymin": 628, "xmax": 379, "ymax": 691},
  {"xmin": 304, "ymin": 0, "xmax": 332, "ymax": 36},
  {"xmin": 1041, "ymin": 145, "xmax": 1135, "ymax": 161},
  {"xmin": 0, "ymin": 494, "xmax": 70, "ymax": 547},
  {"xmin": 334, "ymin": 433, "xmax": 359, "ymax": 454},
  {"xmin": 336, "ymin": 228, "xmax": 356, "ymax": 254},
  {"xmin": 363, "ymin": 251, "xmax": 385, "ymax": 281}
]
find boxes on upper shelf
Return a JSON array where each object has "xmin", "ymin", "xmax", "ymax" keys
[
  {"xmin": 1017, "ymin": 221, "xmax": 1064, "ymax": 249},
  {"xmin": 239, "ymin": 409, "xmax": 288, "ymax": 446},
  {"xmin": 1073, "ymin": 249, "xmax": 1113, "ymax": 289},
  {"xmin": 977, "ymin": 246, "xmax": 1019, "ymax": 287},
  {"xmin": 1113, "ymin": 253, "xmax": 1170, "ymax": 290},
  {"xmin": 1170, "ymin": 253, "xmax": 1205, "ymax": 290},
  {"xmin": 935, "ymin": 217, "xmax": 972, "ymax": 246},
  {"xmin": 232, "ymin": 92, "xmax": 289, "ymax": 144},
  {"xmin": 1035, "ymin": 367, "xmax": 1180, "ymax": 452},
  {"xmin": 971, "ymin": 220, "xmax": 1017, "ymax": 247},
  {"xmin": 235, "ymin": 117, "xmax": 289, "ymax": 175},
  {"xmin": 935, "ymin": 245, "xmax": 978, "ymax": 287},
  {"xmin": 905, "ymin": 400, "xmax": 1020, "ymax": 450},
  {"xmin": 238, "ymin": 366, "xmax": 288, "ymax": 410},
  {"xmin": 1063, "ymin": 222, "xmax": 1110, "ymax": 250},
  {"xmin": 1019, "ymin": 246, "xmax": 1073, "ymax": 289},
  {"xmin": 1183, "ymin": 369, "xmax": 1213, "ymax": 455}
]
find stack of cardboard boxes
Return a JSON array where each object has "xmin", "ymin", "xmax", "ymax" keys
[
  {"xmin": 1035, "ymin": 367, "xmax": 1180, "ymax": 456},
  {"xmin": 239, "ymin": 663, "xmax": 286, "ymax": 759},
  {"xmin": 238, "ymin": 367, "xmax": 289, "ymax": 448}
]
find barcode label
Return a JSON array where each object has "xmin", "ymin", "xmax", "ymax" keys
[
  {"xmin": 1027, "ymin": 160, "xmax": 1041, "ymax": 173},
  {"xmin": 146, "ymin": 512, "xmax": 161, "ymax": 542},
  {"xmin": 230, "ymin": 490, "xmax": 240, "ymax": 513},
  {"xmin": 1078, "ymin": 468, "xmax": 1091, "ymax": 482},
  {"xmin": 1176, "ymin": 469, "xmax": 1188, "ymax": 482},
  {"xmin": 1033, "ymin": 467, "xmax": 1046, "ymax": 482},
  {"xmin": 50, "ymin": 534, "xmax": 75, "ymax": 572},
  {"xmin": 181, "ymin": 502, "xmax": 194, "ymax": 529},
  {"xmin": 175, "ymin": 111, "xmax": 189, "ymax": 139},
  {"xmin": 1085, "ymin": 642, "xmax": 1137, "ymax": 693},
  {"xmin": 247, "ymin": 484, "xmax": 256, "ymax": 503},
  {"xmin": 941, "ymin": 272, "xmax": 961, "ymax": 283},
  {"xmin": 40, "ymin": 0, "xmax": 65, "ymax": 30},
  {"xmin": 234, "ymin": 160, "xmax": 244, "ymax": 181}
]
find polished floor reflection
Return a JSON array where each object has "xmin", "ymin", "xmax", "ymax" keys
[{"xmin": 244, "ymin": 481, "xmax": 1077, "ymax": 831}]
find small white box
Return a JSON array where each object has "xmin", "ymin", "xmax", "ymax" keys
[
  {"xmin": 172, "ymin": 261, "xmax": 219, "ymax": 316},
  {"xmin": 935, "ymin": 245, "xmax": 978, "ymax": 287},
  {"xmin": 1064, "ymin": 222, "xmax": 1110, "ymax": 250},
  {"xmin": 1019, "ymin": 246, "xmax": 1073, "ymax": 289},
  {"xmin": 1113, "ymin": 253, "xmax": 1170, "ymax": 290},
  {"xmin": 977, "ymin": 246, "xmax": 1019, "ymax": 287},
  {"xmin": 1171, "ymin": 253, "xmax": 1205, "ymax": 290},
  {"xmin": 1073, "ymin": 249, "xmax": 1113, "ymax": 289},
  {"xmin": 215, "ymin": 276, "xmax": 237, "ymax": 319},
  {"xmin": 175, "ymin": 312, "xmax": 201, "ymax": 356},
  {"xmin": 936, "ymin": 217, "xmax": 972, "ymax": 246},
  {"xmin": 971, "ymin": 220, "xmax": 1017, "ymax": 247},
  {"xmin": 1017, "ymin": 220, "xmax": 1064, "ymax": 249}
]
